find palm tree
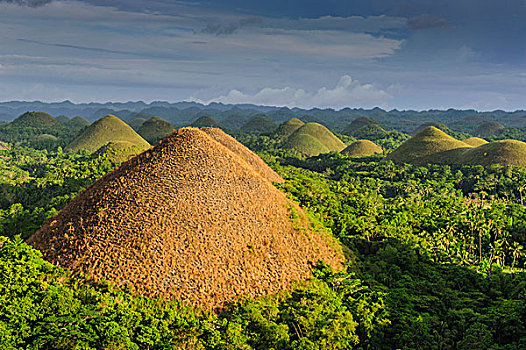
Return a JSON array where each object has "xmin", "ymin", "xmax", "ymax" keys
[{"xmin": 511, "ymin": 242, "xmax": 525, "ymax": 269}]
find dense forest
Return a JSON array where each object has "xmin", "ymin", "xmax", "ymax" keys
[{"xmin": 1, "ymin": 116, "xmax": 526, "ymax": 349}]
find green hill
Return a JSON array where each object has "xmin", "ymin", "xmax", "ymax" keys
[
  {"xmin": 413, "ymin": 122, "xmax": 450, "ymax": 135},
  {"xmin": 10, "ymin": 112, "xmax": 63, "ymax": 129},
  {"xmin": 29, "ymin": 134, "xmax": 59, "ymax": 149},
  {"xmin": 191, "ymin": 116, "xmax": 221, "ymax": 128},
  {"xmin": 240, "ymin": 116, "xmax": 277, "ymax": 134},
  {"xmin": 128, "ymin": 118, "xmax": 147, "ymax": 130},
  {"xmin": 65, "ymin": 116, "xmax": 90, "ymax": 131},
  {"xmin": 65, "ymin": 115, "xmax": 150, "ymax": 153},
  {"xmin": 387, "ymin": 127, "xmax": 471, "ymax": 164},
  {"xmin": 342, "ymin": 116, "xmax": 381, "ymax": 136},
  {"xmin": 459, "ymin": 140, "xmax": 526, "ymax": 167},
  {"xmin": 137, "ymin": 117, "xmax": 175, "ymax": 144},
  {"xmin": 283, "ymin": 122, "xmax": 346, "ymax": 156},
  {"xmin": 462, "ymin": 137, "xmax": 488, "ymax": 147},
  {"xmin": 91, "ymin": 141, "xmax": 146, "ymax": 163},
  {"xmin": 341, "ymin": 140, "xmax": 383, "ymax": 157},
  {"xmin": 274, "ymin": 118, "xmax": 305, "ymax": 139},
  {"xmin": 56, "ymin": 115, "xmax": 70, "ymax": 124},
  {"xmin": 476, "ymin": 121, "xmax": 505, "ymax": 137}
]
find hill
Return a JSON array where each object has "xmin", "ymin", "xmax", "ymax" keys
[
  {"xmin": 476, "ymin": 121, "xmax": 505, "ymax": 137},
  {"xmin": 128, "ymin": 118, "xmax": 147, "ymax": 130},
  {"xmin": 65, "ymin": 116, "xmax": 90, "ymax": 130},
  {"xmin": 387, "ymin": 127, "xmax": 471, "ymax": 164},
  {"xmin": 283, "ymin": 123, "xmax": 346, "ymax": 156},
  {"xmin": 10, "ymin": 111, "xmax": 63, "ymax": 129},
  {"xmin": 64, "ymin": 115, "xmax": 150, "ymax": 153},
  {"xmin": 462, "ymin": 137, "xmax": 488, "ymax": 147},
  {"xmin": 201, "ymin": 127, "xmax": 283, "ymax": 183},
  {"xmin": 240, "ymin": 115, "xmax": 277, "ymax": 134},
  {"xmin": 342, "ymin": 116, "xmax": 381, "ymax": 136},
  {"xmin": 28, "ymin": 127, "xmax": 342, "ymax": 309},
  {"xmin": 341, "ymin": 140, "xmax": 383, "ymax": 157},
  {"xmin": 191, "ymin": 116, "xmax": 221, "ymax": 128},
  {"xmin": 91, "ymin": 141, "xmax": 146, "ymax": 163},
  {"xmin": 56, "ymin": 115, "xmax": 70, "ymax": 124},
  {"xmin": 274, "ymin": 118, "xmax": 305, "ymax": 139},
  {"xmin": 413, "ymin": 122, "xmax": 450, "ymax": 135},
  {"xmin": 459, "ymin": 140, "xmax": 526, "ymax": 166},
  {"xmin": 137, "ymin": 116, "xmax": 175, "ymax": 144}
]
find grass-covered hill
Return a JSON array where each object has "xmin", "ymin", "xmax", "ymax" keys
[
  {"xmin": 191, "ymin": 115, "xmax": 221, "ymax": 128},
  {"xmin": 91, "ymin": 140, "xmax": 147, "ymax": 163},
  {"xmin": 387, "ymin": 126, "xmax": 471, "ymax": 164},
  {"xmin": 128, "ymin": 117, "xmax": 147, "ymax": 130},
  {"xmin": 274, "ymin": 117, "xmax": 305, "ymax": 139},
  {"xmin": 341, "ymin": 139, "xmax": 383, "ymax": 157},
  {"xmin": 413, "ymin": 121, "xmax": 451, "ymax": 135},
  {"xmin": 137, "ymin": 116, "xmax": 175, "ymax": 144},
  {"xmin": 342, "ymin": 116, "xmax": 382, "ymax": 136},
  {"xmin": 240, "ymin": 115, "xmax": 277, "ymax": 134},
  {"xmin": 283, "ymin": 122, "xmax": 346, "ymax": 156},
  {"xmin": 65, "ymin": 116, "xmax": 90, "ymax": 130},
  {"xmin": 462, "ymin": 137, "xmax": 489, "ymax": 147},
  {"xmin": 476, "ymin": 121, "xmax": 505, "ymax": 137},
  {"xmin": 56, "ymin": 115, "xmax": 70, "ymax": 124},
  {"xmin": 9, "ymin": 111, "xmax": 63, "ymax": 129},
  {"xmin": 0, "ymin": 111, "xmax": 74, "ymax": 147},
  {"xmin": 64, "ymin": 114, "xmax": 150, "ymax": 153},
  {"xmin": 459, "ymin": 139, "xmax": 526, "ymax": 166}
]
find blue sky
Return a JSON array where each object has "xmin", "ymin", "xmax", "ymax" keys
[{"xmin": 0, "ymin": 0, "xmax": 525, "ymax": 110}]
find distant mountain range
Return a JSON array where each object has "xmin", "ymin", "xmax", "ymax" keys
[{"xmin": 1, "ymin": 100, "xmax": 526, "ymax": 133}]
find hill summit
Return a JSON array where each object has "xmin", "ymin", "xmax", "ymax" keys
[
  {"xmin": 387, "ymin": 126, "xmax": 471, "ymax": 164},
  {"xmin": 65, "ymin": 115, "xmax": 150, "ymax": 153},
  {"xmin": 137, "ymin": 116, "xmax": 175, "ymax": 144},
  {"xmin": 28, "ymin": 127, "xmax": 342, "ymax": 309},
  {"xmin": 10, "ymin": 111, "xmax": 63, "ymax": 129},
  {"xmin": 283, "ymin": 122, "xmax": 346, "ymax": 156},
  {"xmin": 341, "ymin": 140, "xmax": 382, "ymax": 157},
  {"xmin": 274, "ymin": 118, "xmax": 305, "ymax": 139}
]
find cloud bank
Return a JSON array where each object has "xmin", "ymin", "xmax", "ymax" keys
[{"xmin": 190, "ymin": 75, "xmax": 391, "ymax": 109}]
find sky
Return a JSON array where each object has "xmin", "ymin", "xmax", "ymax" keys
[{"xmin": 0, "ymin": 0, "xmax": 525, "ymax": 110}]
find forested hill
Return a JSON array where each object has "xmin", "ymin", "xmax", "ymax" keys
[{"xmin": 1, "ymin": 101, "xmax": 526, "ymax": 134}]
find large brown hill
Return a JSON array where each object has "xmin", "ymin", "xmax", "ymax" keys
[
  {"xmin": 28, "ymin": 127, "xmax": 342, "ymax": 309},
  {"xmin": 202, "ymin": 127, "xmax": 283, "ymax": 183}
]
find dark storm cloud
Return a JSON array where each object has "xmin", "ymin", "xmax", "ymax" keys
[
  {"xmin": 407, "ymin": 14, "xmax": 448, "ymax": 30},
  {"xmin": 0, "ymin": 0, "xmax": 52, "ymax": 7}
]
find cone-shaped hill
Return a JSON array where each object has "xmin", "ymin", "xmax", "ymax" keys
[
  {"xmin": 128, "ymin": 118, "xmax": 147, "ymax": 130},
  {"xmin": 191, "ymin": 116, "xmax": 221, "ymax": 128},
  {"xmin": 201, "ymin": 127, "xmax": 283, "ymax": 183},
  {"xmin": 274, "ymin": 118, "xmax": 305, "ymax": 139},
  {"xmin": 387, "ymin": 127, "xmax": 471, "ymax": 164},
  {"xmin": 56, "ymin": 115, "xmax": 70, "ymax": 124},
  {"xmin": 283, "ymin": 122, "xmax": 346, "ymax": 157},
  {"xmin": 462, "ymin": 137, "xmax": 488, "ymax": 147},
  {"xmin": 341, "ymin": 140, "xmax": 383, "ymax": 157},
  {"xmin": 476, "ymin": 121, "xmax": 504, "ymax": 137},
  {"xmin": 65, "ymin": 116, "xmax": 90, "ymax": 130},
  {"xmin": 65, "ymin": 115, "xmax": 150, "ymax": 153},
  {"xmin": 240, "ymin": 116, "xmax": 277, "ymax": 134},
  {"xmin": 413, "ymin": 122, "xmax": 450, "ymax": 135},
  {"xmin": 342, "ymin": 116, "xmax": 381, "ymax": 136},
  {"xmin": 137, "ymin": 117, "xmax": 175, "ymax": 144},
  {"xmin": 28, "ymin": 127, "xmax": 342, "ymax": 309},
  {"xmin": 458, "ymin": 140, "xmax": 526, "ymax": 167},
  {"xmin": 10, "ymin": 111, "xmax": 63, "ymax": 129}
]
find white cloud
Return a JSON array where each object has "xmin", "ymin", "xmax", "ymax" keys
[{"xmin": 190, "ymin": 75, "xmax": 391, "ymax": 109}]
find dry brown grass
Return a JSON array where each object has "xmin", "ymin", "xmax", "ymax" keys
[
  {"xmin": 202, "ymin": 127, "xmax": 284, "ymax": 183},
  {"xmin": 28, "ymin": 127, "xmax": 342, "ymax": 310}
]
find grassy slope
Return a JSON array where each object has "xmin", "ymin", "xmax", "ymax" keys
[
  {"xmin": 283, "ymin": 122, "xmax": 346, "ymax": 156},
  {"xmin": 65, "ymin": 115, "xmax": 150, "ymax": 153},
  {"xmin": 341, "ymin": 140, "xmax": 383, "ymax": 157},
  {"xmin": 137, "ymin": 117, "xmax": 175, "ymax": 144},
  {"xmin": 274, "ymin": 118, "xmax": 305, "ymax": 139},
  {"xmin": 240, "ymin": 116, "xmax": 277, "ymax": 134},
  {"xmin": 387, "ymin": 127, "xmax": 471, "ymax": 164}
]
